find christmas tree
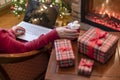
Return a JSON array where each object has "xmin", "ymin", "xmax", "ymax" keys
[
  {"xmin": 10, "ymin": 0, "xmax": 27, "ymax": 18},
  {"xmin": 39, "ymin": 0, "xmax": 71, "ymax": 17},
  {"xmin": 10, "ymin": 0, "xmax": 71, "ymax": 18}
]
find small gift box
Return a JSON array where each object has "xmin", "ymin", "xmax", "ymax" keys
[
  {"xmin": 78, "ymin": 27, "xmax": 119, "ymax": 63},
  {"xmin": 54, "ymin": 39, "xmax": 75, "ymax": 67},
  {"xmin": 78, "ymin": 58, "xmax": 94, "ymax": 76}
]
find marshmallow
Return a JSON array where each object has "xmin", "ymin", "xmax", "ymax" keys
[
  {"xmin": 73, "ymin": 20, "xmax": 79, "ymax": 24},
  {"xmin": 67, "ymin": 20, "xmax": 80, "ymax": 30}
]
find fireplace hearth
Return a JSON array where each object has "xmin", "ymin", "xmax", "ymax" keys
[{"xmin": 81, "ymin": 0, "xmax": 120, "ymax": 31}]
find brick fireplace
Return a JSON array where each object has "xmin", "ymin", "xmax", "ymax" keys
[
  {"xmin": 71, "ymin": 0, "xmax": 81, "ymax": 22},
  {"xmin": 71, "ymin": 0, "xmax": 91, "ymax": 30},
  {"xmin": 71, "ymin": 0, "xmax": 120, "ymax": 31}
]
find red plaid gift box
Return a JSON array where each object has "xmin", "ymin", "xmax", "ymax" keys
[
  {"xmin": 78, "ymin": 27, "xmax": 119, "ymax": 63},
  {"xmin": 54, "ymin": 39, "xmax": 75, "ymax": 67},
  {"xmin": 78, "ymin": 58, "xmax": 94, "ymax": 76}
]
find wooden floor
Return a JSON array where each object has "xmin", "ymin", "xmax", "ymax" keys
[{"xmin": 0, "ymin": 12, "xmax": 24, "ymax": 29}]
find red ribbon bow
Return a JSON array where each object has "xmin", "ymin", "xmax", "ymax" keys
[
  {"xmin": 80, "ymin": 59, "xmax": 93, "ymax": 67},
  {"xmin": 90, "ymin": 29, "xmax": 107, "ymax": 46},
  {"xmin": 87, "ymin": 28, "xmax": 107, "ymax": 58},
  {"xmin": 59, "ymin": 47, "xmax": 71, "ymax": 52}
]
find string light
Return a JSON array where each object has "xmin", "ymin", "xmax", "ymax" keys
[{"xmin": 10, "ymin": 0, "xmax": 27, "ymax": 17}]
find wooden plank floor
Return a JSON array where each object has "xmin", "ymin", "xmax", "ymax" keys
[{"xmin": 0, "ymin": 12, "xmax": 24, "ymax": 29}]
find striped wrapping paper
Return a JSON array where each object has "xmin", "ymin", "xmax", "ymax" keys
[
  {"xmin": 54, "ymin": 39, "xmax": 75, "ymax": 67},
  {"xmin": 78, "ymin": 27, "xmax": 119, "ymax": 63}
]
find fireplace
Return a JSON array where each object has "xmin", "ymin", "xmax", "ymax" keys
[{"xmin": 81, "ymin": 0, "xmax": 120, "ymax": 31}]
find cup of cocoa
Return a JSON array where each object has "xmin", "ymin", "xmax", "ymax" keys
[{"xmin": 67, "ymin": 21, "xmax": 80, "ymax": 32}]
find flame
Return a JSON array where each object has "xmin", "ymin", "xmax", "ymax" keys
[{"xmin": 106, "ymin": 0, "xmax": 109, "ymax": 4}]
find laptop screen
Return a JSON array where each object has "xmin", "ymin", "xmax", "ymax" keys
[{"xmin": 23, "ymin": 0, "xmax": 59, "ymax": 29}]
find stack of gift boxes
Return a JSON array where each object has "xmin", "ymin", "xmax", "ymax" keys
[{"xmin": 54, "ymin": 23, "xmax": 119, "ymax": 76}]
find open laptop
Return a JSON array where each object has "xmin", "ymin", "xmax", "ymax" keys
[
  {"xmin": 17, "ymin": 21, "xmax": 52, "ymax": 41},
  {"xmin": 23, "ymin": 0, "xmax": 60, "ymax": 29}
]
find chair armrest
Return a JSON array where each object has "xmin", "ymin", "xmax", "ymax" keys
[{"xmin": 0, "ymin": 48, "xmax": 46, "ymax": 63}]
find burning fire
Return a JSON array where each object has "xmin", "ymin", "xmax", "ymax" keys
[{"xmin": 86, "ymin": 1, "xmax": 120, "ymax": 31}]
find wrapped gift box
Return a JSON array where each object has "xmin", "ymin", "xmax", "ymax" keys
[
  {"xmin": 54, "ymin": 39, "xmax": 75, "ymax": 67},
  {"xmin": 78, "ymin": 58, "xmax": 94, "ymax": 76},
  {"xmin": 78, "ymin": 27, "xmax": 119, "ymax": 63}
]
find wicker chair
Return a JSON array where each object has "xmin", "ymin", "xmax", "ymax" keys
[{"xmin": 0, "ymin": 46, "xmax": 51, "ymax": 80}]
